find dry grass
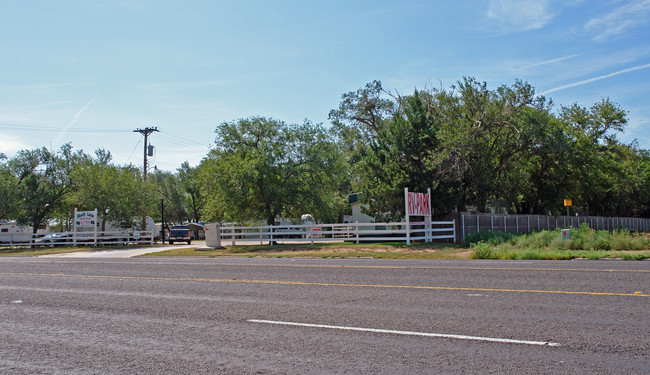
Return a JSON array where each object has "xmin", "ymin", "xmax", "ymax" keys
[{"xmin": 142, "ymin": 241, "xmax": 472, "ymax": 259}]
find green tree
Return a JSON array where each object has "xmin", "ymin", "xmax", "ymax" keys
[
  {"xmin": 200, "ymin": 117, "xmax": 345, "ymax": 225},
  {"xmin": 330, "ymin": 78, "xmax": 550, "ymax": 219},
  {"xmin": 177, "ymin": 161, "xmax": 204, "ymax": 223},
  {"xmin": 0, "ymin": 154, "xmax": 19, "ymax": 219},
  {"xmin": 560, "ymin": 98, "xmax": 629, "ymax": 216},
  {"xmin": 149, "ymin": 169, "xmax": 190, "ymax": 224},
  {"xmin": 70, "ymin": 150, "xmax": 154, "ymax": 231},
  {"xmin": 7, "ymin": 145, "xmax": 78, "ymax": 233}
]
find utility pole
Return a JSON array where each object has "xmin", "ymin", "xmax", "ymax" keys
[{"xmin": 133, "ymin": 127, "xmax": 159, "ymax": 180}]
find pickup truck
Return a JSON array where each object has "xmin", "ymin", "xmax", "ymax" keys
[{"xmin": 169, "ymin": 225, "xmax": 192, "ymax": 245}]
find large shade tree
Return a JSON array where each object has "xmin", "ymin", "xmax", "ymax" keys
[
  {"xmin": 6, "ymin": 144, "xmax": 78, "ymax": 233},
  {"xmin": 69, "ymin": 149, "xmax": 155, "ymax": 231},
  {"xmin": 199, "ymin": 117, "xmax": 346, "ymax": 225}
]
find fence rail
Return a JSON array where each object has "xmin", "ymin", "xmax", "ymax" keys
[
  {"xmin": 0, "ymin": 230, "xmax": 155, "ymax": 248},
  {"xmin": 459, "ymin": 213, "xmax": 650, "ymax": 242},
  {"xmin": 220, "ymin": 221, "xmax": 456, "ymax": 245}
]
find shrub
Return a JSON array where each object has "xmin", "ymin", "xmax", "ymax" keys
[
  {"xmin": 548, "ymin": 236, "xmax": 569, "ymax": 251},
  {"xmin": 470, "ymin": 241, "xmax": 495, "ymax": 259}
]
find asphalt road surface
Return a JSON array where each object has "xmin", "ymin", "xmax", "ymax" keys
[{"xmin": 0, "ymin": 257, "xmax": 648, "ymax": 374}]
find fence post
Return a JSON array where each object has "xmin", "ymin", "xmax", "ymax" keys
[
  {"xmin": 527, "ymin": 216, "xmax": 530, "ymax": 233},
  {"xmin": 355, "ymin": 221, "xmax": 359, "ymax": 244},
  {"xmin": 461, "ymin": 214, "xmax": 465, "ymax": 242},
  {"xmin": 452, "ymin": 220, "xmax": 456, "ymax": 243},
  {"xmin": 516, "ymin": 216, "xmax": 519, "ymax": 234},
  {"xmin": 491, "ymin": 215, "xmax": 494, "ymax": 231},
  {"xmin": 310, "ymin": 225, "xmax": 314, "ymax": 245},
  {"xmin": 477, "ymin": 215, "xmax": 480, "ymax": 233}
]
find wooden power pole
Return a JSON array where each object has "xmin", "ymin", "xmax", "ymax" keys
[{"xmin": 133, "ymin": 127, "xmax": 159, "ymax": 180}]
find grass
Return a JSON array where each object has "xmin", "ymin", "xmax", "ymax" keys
[
  {"xmin": 467, "ymin": 225, "xmax": 650, "ymax": 260},
  {"xmin": 140, "ymin": 241, "xmax": 471, "ymax": 259}
]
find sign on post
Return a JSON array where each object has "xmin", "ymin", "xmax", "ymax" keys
[
  {"xmin": 407, "ymin": 192, "xmax": 431, "ymax": 216},
  {"xmin": 73, "ymin": 208, "xmax": 98, "ymax": 246},
  {"xmin": 75, "ymin": 210, "xmax": 97, "ymax": 227},
  {"xmin": 404, "ymin": 188, "xmax": 432, "ymax": 245}
]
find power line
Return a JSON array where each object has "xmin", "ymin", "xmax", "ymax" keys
[
  {"xmin": 125, "ymin": 137, "xmax": 143, "ymax": 165},
  {"xmin": 156, "ymin": 132, "xmax": 211, "ymax": 152},
  {"xmin": 0, "ymin": 123, "xmax": 131, "ymax": 133}
]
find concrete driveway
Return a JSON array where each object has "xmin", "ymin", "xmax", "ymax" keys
[{"xmin": 38, "ymin": 242, "xmax": 201, "ymax": 258}]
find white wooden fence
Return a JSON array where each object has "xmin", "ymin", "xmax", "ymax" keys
[
  {"xmin": 0, "ymin": 230, "xmax": 155, "ymax": 248},
  {"xmin": 220, "ymin": 221, "xmax": 456, "ymax": 245}
]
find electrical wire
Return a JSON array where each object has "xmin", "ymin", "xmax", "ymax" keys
[
  {"xmin": 156, "ymin": 131, "xmax": 211, "ymax": 153},
  {"xmin": 0, "ymin": 123, "xmax": 132, "ymax": 133},
  {"xmin": 126, "ymin": 137, "xmax": 143, "ymax": 165}
]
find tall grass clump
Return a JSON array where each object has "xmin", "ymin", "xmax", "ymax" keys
[
  {"xmin": 464, "ymin": 230, "xmax": 514, "ymax": 246},
  {"xmin": 469, "ymin": 223, "xmax": 650, "ymax": 260}
]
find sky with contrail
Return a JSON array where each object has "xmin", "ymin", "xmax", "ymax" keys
[{"xmin": 1, "ymin": 1, "xmax": 648, "ymax": 171}]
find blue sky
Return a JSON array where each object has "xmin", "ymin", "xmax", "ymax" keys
[{"xmin": 1, "ymin": 0, "xmax": 649, "ymax": 172}]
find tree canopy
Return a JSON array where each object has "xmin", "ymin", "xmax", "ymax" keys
[
  {"xmin": 330, "ymin": 78, "xmax": 649, "ymax": 219},
  {"xmin": 198, "ymin": 117, "xmax": 346, "ymax": 225},
  {"xmin": 1, "ymin": 77, "xmax": 648, "ymax": 228}
]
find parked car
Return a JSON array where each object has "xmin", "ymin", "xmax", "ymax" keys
[
  {"xmin": 169, "ymin": 225, "xmax": 192, "ymax": 245},
  {"xmin": 33, "ymin": 232, "xmax": 73, "ymax": 246}
]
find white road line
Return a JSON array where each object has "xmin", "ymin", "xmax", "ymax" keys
[{"xmin": 247, "ymin": 319, "xmax": 560, "ymax": 347}]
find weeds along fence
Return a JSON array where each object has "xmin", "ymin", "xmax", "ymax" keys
[
  {"xmin": 459, "ymin": 213, "xmax": 650, "ymax": 242},
  {"xmin": 220, "ymin": 221, "xmax": 456, "ymax": 246},
  {"xmin": 0, "ymin": 230, "xmax": 155, "ymax": 248}
]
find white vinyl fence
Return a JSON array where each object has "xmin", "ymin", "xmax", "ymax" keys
[
  {"xmin": 0, "ymin": 230, "xmax": 155, "ymax": 248},
  {"xmin": 220, "ymin": 221, "xmax": 456, "ymax": 245}
]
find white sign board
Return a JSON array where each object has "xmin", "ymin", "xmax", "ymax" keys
[{"xmin": 75, "ymin": 210, "xmax": 97, "ymax": 227}]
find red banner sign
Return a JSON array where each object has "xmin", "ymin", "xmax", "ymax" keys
[{"xmin": 407, "ymin": 192, "xmax": 431, "ymax": 216}]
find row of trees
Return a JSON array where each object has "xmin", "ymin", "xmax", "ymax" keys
[
  {"xmin": 330, "ymin": 78, "xmax": 650, "ymax": 220},
  {"xmin": 0, "ymin": 146, "xmax": 197, "ymax": 233},
  {"xmin": 2, "ymin": 77, "xmax": 649, "ymax": 234}
]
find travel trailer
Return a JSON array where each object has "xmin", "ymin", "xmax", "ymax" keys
[{"xmin": 0, "ymin": 220, "xmax": 49, "ymax": 244}]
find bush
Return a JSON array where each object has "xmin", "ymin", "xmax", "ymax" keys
[
  {"xmin": 468, "ymin": 226, "xmax": 649, "ymax": 259},
  {"xmin": 470, "ymin": 241, "xmax": 495, "ymax": 259}
]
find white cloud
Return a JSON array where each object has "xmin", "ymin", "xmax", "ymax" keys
[
  {"xmin": 0, "ymin": 133, "xmax": 28, "ymax": 156},
  {"xmin": 585, "ymin": 0, "xmax": 650, "ymax": 41},
  {"xmin": 487, "ymin": 0, "xmax": 554, "ymax": 31}
]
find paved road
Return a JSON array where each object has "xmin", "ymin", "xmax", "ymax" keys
[{"xmin": 0, "ymin": 257, "xmax": 648, "ymax": 374}]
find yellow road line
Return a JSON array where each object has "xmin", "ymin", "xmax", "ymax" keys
[
  {"xmin": 20, "ymin": 260, "xmax": 650, "ymax": 273},
  {"xmin": 2, "ymin": 272, "xmax": 648, "ymax": 297}
]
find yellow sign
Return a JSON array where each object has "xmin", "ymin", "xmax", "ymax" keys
[{"xmin": 564, "ymin": 199, "xmax": 572, "ymax": 207}]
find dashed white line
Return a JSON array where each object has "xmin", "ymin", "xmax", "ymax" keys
[{"xmin": 248, "ymin": 319, "xmax": 560, "ymax": 347}]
